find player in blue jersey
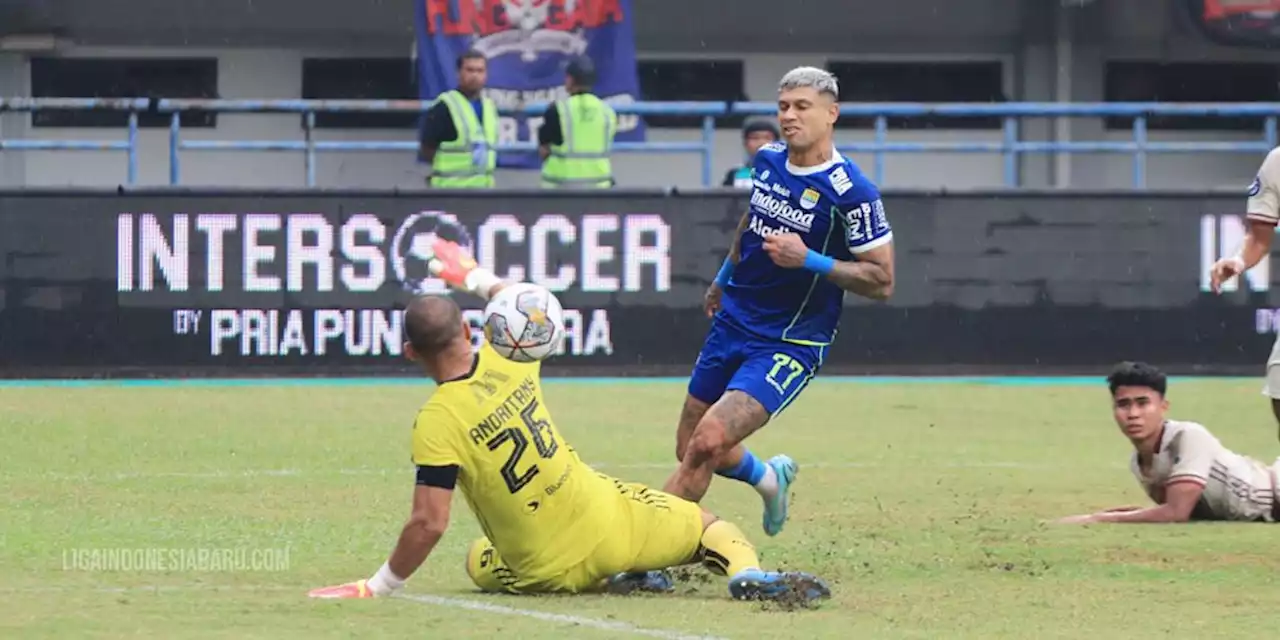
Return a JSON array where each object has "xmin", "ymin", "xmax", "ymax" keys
[{"xmin": 662, "ymin": 66, "xmax": 896, "ymax": 537}]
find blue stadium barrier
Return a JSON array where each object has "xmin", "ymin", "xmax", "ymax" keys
[
  {"xmin": 1, "ymin": 98, "xmax": 1278, "ymax": 188},
  {"xmin": 0, "ymin": 98, "xmax": 150, "ymax": 185},
  {"xmin": 733, "ymin": 102, "xmax": 1280, "ymax": 189},
  {"xmin": 153, "ymin": 99, "xmax": 725, "ymax": 188}
]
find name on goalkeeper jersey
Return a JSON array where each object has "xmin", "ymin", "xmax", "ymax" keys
[
  {"xmin": 750, "ymin": 189, "xmax": 815, "ymax": 232},
  {"xmin": 469, "ymin": 376, "xmax": 538, "ymax": 445}
]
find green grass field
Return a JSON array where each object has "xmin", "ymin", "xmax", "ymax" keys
[{"xmin": 4, "ymin": 377, "xmax": 1280, "ymax": 639}]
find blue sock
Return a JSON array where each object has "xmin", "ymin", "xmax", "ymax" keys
[{"xmin": 715, "ymin": 450, "xmax": 766, "ymax": 486}]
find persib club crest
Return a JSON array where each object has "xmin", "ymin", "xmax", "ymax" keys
[{"xmin": 799, "ymin": 188, "xmax": 820, "ymax": 210}]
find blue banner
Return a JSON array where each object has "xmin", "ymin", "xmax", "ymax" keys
[{"xmin": 415, "ymin": 0, "xmax": 645, "ymax": 169}]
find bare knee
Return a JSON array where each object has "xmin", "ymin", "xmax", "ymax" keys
[
  {"xmin": 684, "ymin": 419, "xmax": 732, "ymax": 468},
  {"xmin": 678, "ymin": 391, "xmax": 768, "ymax": 468}
]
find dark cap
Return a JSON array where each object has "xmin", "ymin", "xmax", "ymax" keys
[
  {"xmin": 565, "ymin": 56, "xmax": 597, "ymax": 86},
  {"xmin": 742, "ymin": 120, "xmax": 780, "ymax": 140}
]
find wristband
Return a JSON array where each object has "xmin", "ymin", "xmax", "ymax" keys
[
  {"xmin": 802, "ymin": 250, "xmax": 835, "ymax": 275},
  {"xmin": 714, "ymin": 257, "xmax": 734, "ymax": 286},
  {"xmin": 366, "ymin": 561, "xmax": 406, "ymax": 596},
  {"xmin": 463, "ymin": 268, "xmax": 503, "ymax": 299}
]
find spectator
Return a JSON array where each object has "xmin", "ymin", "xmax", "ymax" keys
[{"xmin": 721, "ymin": 120, "xmax": 780, "ymax": 187}]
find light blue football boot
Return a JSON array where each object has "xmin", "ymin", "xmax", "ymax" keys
[
  {"xmin": 728, "ymin": 568, "xmax": 831, "ymax": 604},
  {"xmin": 762, "ymin": 454, "xmax": 798, "ymax": 537}
]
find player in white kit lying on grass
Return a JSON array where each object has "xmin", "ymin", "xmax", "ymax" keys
[{"xmin": 1057, "ymin": 361, "xmax": 1280, "ymax": 524}]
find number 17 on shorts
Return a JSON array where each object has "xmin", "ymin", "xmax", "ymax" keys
[{"xmin": 688, "ymin": 318, "xmax": 824, "ymax": 418}]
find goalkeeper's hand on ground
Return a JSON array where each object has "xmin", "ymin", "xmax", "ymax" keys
[
  {"xmin": 428, "ymin": 238, "xmax": 502, "ymax": 299},
  {"xmin": 307, "ymin": 579, "xmax": 378, "ymax": 599},
  {"xmin": 307, "ymin": 563, "xmax": 406, "ymax": 599}
]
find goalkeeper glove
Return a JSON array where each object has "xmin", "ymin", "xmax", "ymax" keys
[{"xmin": 428, "ymin": 238, "xmax": 502, "ymax": 299}]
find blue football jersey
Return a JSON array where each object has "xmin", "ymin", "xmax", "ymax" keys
[{"xmin": 719, "ymin": 143, "xmax": 892, "ymax": 346}]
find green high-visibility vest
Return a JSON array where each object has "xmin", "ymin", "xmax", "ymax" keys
[
  {"xmin": 541, "ymin": 93, "xmax": 616, "ymax": 188},
  {"xmin": 431, "ymin": 90, "xmax": 498, "ymax": 188}
]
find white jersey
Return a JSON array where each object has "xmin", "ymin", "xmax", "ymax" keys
[
  {"xmin": 1247, "ymin": 146, "xmax": 1280, "ymax": 226},
  {"xmin": 1129, "ymin": 420, "xmax": 1279, "ymax": 521},
  {"xmin": 1252, "ymin": 148, "xmax": 1280, "ymax": 393}
]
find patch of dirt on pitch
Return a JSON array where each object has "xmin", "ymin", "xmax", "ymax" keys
[
  {"xmin": 670, "ymin": 566, "xmax": 716, "ymax": 594},
  {"xmin": 751, "ymin": 574, "xmax": 826, "ymax": 613}
]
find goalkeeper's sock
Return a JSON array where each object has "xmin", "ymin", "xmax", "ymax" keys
[
  {"xmin": 716, "ymin": 449, "xmax": 779, "ymax": 500},
  {"xmin": 698, "ymin": 520, "xmax": 761, "ymax": 577}
]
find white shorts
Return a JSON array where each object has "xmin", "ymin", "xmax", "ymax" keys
[{"xmin": 1264, "ymin": 333, "xmax": 1280, "ymax": 399}]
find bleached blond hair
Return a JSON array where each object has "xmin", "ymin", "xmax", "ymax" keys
[{"xmin": 778, "ymin": 66, "xmax": 838, "ymax": 100}]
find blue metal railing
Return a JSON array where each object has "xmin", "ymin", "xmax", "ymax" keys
[
  {"xmin": 0, "ymin": 98, "xmax": 149, "ymax": 185},
  {"xmin": 154, "ymin": 99, "xmax": 723, "ymax": 188},
  {"xmin": 2, "ymin": 98, "xmax": 1278, "ymax": 188}
]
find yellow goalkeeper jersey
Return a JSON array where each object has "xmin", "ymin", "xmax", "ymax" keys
[{"xmin": 411, "ymin": 342, "xmax": 620, "ymax": 580}]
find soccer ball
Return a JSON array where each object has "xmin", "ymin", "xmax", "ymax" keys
[{"xmin": 483, "ymin": 283, "xmax": 565, "ymax": 363}]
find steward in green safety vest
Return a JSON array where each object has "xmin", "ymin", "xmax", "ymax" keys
[
  {"xmin": 538, "ymin": 56, "xmax": 617, "ymax": 189},
  {"xmin": 418, "ymin": 51, "xmax": 498, "ymax": 188}
]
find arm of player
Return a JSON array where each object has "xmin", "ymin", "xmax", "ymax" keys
[
  {"xmin": 1211, "ymin": 220, "xmax": 1275, "ymax": 293},
  {"xmin": 1058, "ymin": 428, "xmax": 1213, "ymax": 525},
  {"xmin": 760, "ymin": 232, "xmax": 894, "ymax": 300},
  {"xmin": 1058, "ymin": 481, "xmax": 1205, "ymax": 524},
  {"xmin": 760, "ymin": 234, "xmax": 895, "ymax": 301},
  {"xmin": 307, "ymin": 406, "xmax": 464, "ymax": 600},
  {"xmin": 1212, "ymin": 149, "xmax": 1280, "ymax": 292},
  {"xmin": 826, "ymin": 241, "xmax": 894, "ymax": 301},
  {"xmin": 379, "ymin": 476, "xmax": 456, "ymax": 589},
  {"xmin": 307, "ymin": 473, "xmax": 456, "ymax": 599},
  {"xmin": 831, "ymin": 196, "xmax": 895, "ymax": 300},
  {"xmin": 702, "ymin": 211, "xmax": 752, "ymax": 317},
  {"xmin": 727, "ymin": 210, "xmax": 751, "ymax": 265},
  {"xmin": 709, "ymin": 152, "xmax": 763, "ymax": 289},
  {"xmin": 761, "ymin": 195, "xmax": 895, "ymax": 300},
  {"xmin": 707, "ymin": 210, "xmax": 751, "ymax": 285}
]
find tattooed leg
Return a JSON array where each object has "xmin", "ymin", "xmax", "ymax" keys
[
  {"xmin": 674, "ymin": 394, "xmax": 750, "ymax": 471},
  {"xmin": 664, "ymin": 391, "xmax": 771, "ymax": 503}
]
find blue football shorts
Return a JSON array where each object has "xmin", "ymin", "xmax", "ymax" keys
[{"xmin": 686, "ymin": 315, "xmax": 826, "ymax": 416}]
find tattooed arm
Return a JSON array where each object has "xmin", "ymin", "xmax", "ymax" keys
[
  {"xmin": 761, "ymin": 233, "xmax": 895, "ymax": 301},
  {"xmin": 705, "ymin": 210, "xmax": 751, "ymax": 317},
  {"xmin": 726, "ymin": 209, "xmax": 751, "ymax": 264},
  {"xmin": 828, "ymin": 241, "xmax": 894, "ymax": 300}
]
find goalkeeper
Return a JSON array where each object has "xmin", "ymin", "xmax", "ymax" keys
[{"xmin": 308, "ymin": 239, "xmax": 831, "ymax": 603}]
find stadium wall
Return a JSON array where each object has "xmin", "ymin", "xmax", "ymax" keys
[
  {"xmin": 0, "ymin": 188, "xmax": 1271, "ymax": 378},
  {"xmin": 0, "ymin": 0, "xmax": 1277, "ymax": 191}
]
